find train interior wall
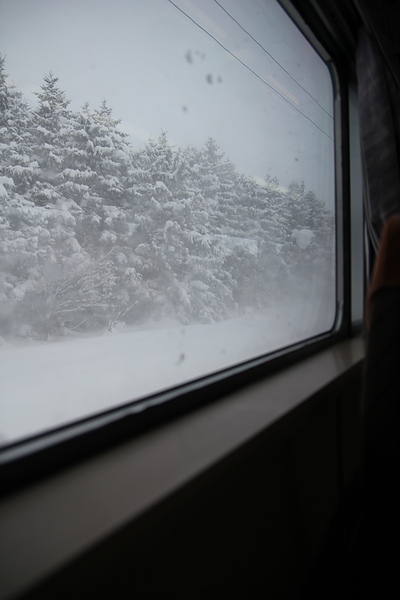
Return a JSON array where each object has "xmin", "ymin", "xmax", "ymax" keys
[{"xmin": 18, "ymin": 361, "xmax": 363, "ymax": 600}]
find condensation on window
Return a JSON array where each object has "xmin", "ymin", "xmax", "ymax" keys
[{"xmin": 0, "ymin": 0, "xmax": 336, "ymax": 445}]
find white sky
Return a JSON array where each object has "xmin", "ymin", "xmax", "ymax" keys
[{"xmin": 0, "ymin": 0, "xmax": 335, "ymax": 207}]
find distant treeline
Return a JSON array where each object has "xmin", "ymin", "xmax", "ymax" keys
[{"xmin": 0, "ymin": 56, "xmax": 334, "ymax": 338}]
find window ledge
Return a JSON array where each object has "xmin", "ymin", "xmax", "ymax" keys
[{"xmin": 0, "ymin": 337, "xmax": 364, "ymax": 600}]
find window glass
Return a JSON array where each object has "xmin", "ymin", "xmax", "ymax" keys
[{"xmin": 0, "ymin": 0, "xmax": 336, "ymax": 445}]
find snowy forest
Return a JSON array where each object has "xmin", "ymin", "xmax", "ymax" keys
[{"xmin": 0, "ymin": 56, "xmax": 335, "ymax": 341}]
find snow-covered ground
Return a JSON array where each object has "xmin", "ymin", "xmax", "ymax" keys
[{"xmin": 0, "ymin": 304, "xmax": 334, "ymax": 445}]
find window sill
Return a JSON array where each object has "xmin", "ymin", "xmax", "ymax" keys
[{"xmin": 0, "ymin": 336, "xmax": 364, "ymax": 600}]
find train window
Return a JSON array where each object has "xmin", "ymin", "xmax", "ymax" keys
[{"xmin": 0, "ymin": 0, "xmax": 337, "ymax": 448}]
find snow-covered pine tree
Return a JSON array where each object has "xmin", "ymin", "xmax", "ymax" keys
[
  {"xmin": 0, "ymin": 56, "xmax": 42, "ymax": 335},
  {"xmin": 2, "ymin": 56, "xmax": 337, "ymax": 336},
  {"xmin": 0, "ymin": 55, "xmax": 37, "ymax": 195},
  {"xmin": 126, "ymin": 132, "xmax": 189, "ymax": 321},
  {"xmin": 229, "ymin": 174, "xmax": 287, "ymax": 308},
  {"xmin": 30, "ymin": 72, "xmax": 72, "ymax": 193},
  {"xmin": 83, "ymin": 99, "xmax": 131, "ymax": 207},
  {"xmin": 167, "ymin": 138, "xmax": 239, "ymax": 322},
  {"xmin": 281, "ymin": 180, "xmax": 335, "ymax": 301},
  {"xmin": 0, "ymin": 54, "xmax": 9, "ymax": 120},
  {"xmin": 0, "ymin": 72, "xmax": 89, "ymax": 337}
]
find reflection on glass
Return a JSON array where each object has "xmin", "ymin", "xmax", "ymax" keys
[{"xmin": 0, "ymin": 0, "xmax": 336, "ymax": 445}]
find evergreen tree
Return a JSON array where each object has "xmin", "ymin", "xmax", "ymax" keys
[
  {"xmin": 32, "ymin": 72, "xmax": 71, "ymax": 177},
  {"xmin": 0, "ymin": 54, "xmax": 36, "ymax": 194},
  {"xmin": 0, "ymin": 58, "xmax": 336, "ymax": 337},
  {"xmin": 83, "ymin": 99, "xmax": 131, "ymax": 206},
  {"xmin": 0, "ymin": 54, "xmax": 9, "ymax": 122}
]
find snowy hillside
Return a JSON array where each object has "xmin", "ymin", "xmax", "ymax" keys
[{"xmin": 0, "ymin": 303, "xmax": 334, "ymax": 443}]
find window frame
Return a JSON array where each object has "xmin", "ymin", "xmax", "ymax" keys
[
  {"xmin": 0, "ymin": 0, "xmax": 361, "ymax": 496},
  {"xmin": 0, "ymin": 336, "xmax": 364, "ymax": 600}
]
